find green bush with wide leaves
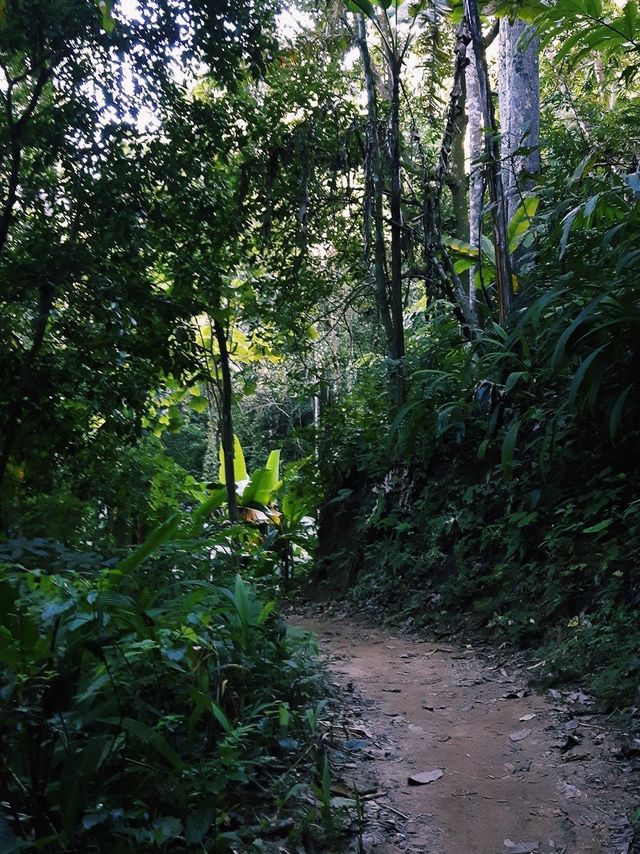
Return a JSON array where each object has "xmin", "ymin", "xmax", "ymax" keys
[{"xmin": 0, "ymin": 528, "xmax": 320, "ymax": 850}]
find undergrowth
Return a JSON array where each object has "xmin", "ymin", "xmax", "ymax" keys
[
  {"xmin": 0, "ymin": 529, "xmax": 332, "ymax": 851},
  {"xmin": 316, "ymin": 279, "xmax": 640, "ymax": 709}
]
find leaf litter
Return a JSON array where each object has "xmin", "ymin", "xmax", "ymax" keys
[
  {"xmin": 509, "ymin": 728, "xmax": 532, "ymax": 742},
  {"xmin": 407, "ymin": 768, "xmax": 444, "ymax": 785}
]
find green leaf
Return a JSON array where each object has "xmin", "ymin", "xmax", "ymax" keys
[
  {"xmin": 185, "ymin": 803, "xmax": 215, "ymax": 845},
  {"xmin": 279, "ymin": 703, "xmax": 291, "ymax": 729},
  {"xmin": 559, "ymin": 205, "xmax": 582, "ymax": 259},
  {"xmin": 568, "ymin": 346, "xmax": 606, "ymax": 408},
  {"xmin": 480, "ymin": 235, "xmax": 496, "ymax": 265},
  {"xmin": 210, "ymin": 701, "xmax": 233, "ymax": 734},
  {"xmin": 258, "ymin": 600, "xmax": 276, "ymax": 625},
  {"xmin": 602, "ymin": 223, "xmax": 626, "ymax": 251},
  {"xmin": 609, "ymin": 384, "xmax": 634, "ymax": 440},
  {"xmin": 240, "ymin": 449, "xmax": 281, "ymax": 506},
  {"xmin": 218, "ymin": 434, "xmax": 248, "ymax": 485},
  {"xmin": 189, "ymin": 395, "xmax": 208, "ymax": 413},
  {"xmin": 551, "ymin": 296, "xmax": 604, "ymax": 370},
  {"xmin": 96, "ymin": 0, "xmax": 115, "ymax": 32},
  {"xmin": 112, "ymin": 513, "xmax": 181, "ymax": 581},
  {"xmin": 442, "ymin": 236, "xmax": 480, "ymax": 259},
  {"xmin": 477, "ymin": 438, "xmax": 490, "ymax": 461},
  {"xmin": 120, "ymin": 718, "xmax": 186, "ymax": 770},
  {"xmin": 501, "ymin": 419, "xmax": 520, "ymax": 479},
  {"xmin": 556, "ymin": 29, "xmax": 591, "ymax": 65},
  {"xmin": 191, "ymin": 487, "xmax": 227, "ymax": 527},
  {"xmin": 508, "ymin": 195, "xmax": 539, "ymax": 253},
  {"xmin": 583, "ymin": 518, "xmax": 613, "ymax": 534},
  {"xmin": 504, "ymin": 371, "xmax": 525, "ymax": 394},
  {"xmin": 345, "ymin": 0, "xmax": 376, "ymax": 16},
  {"xmin": 570, "ymin": 152, "xmax": 596, "ymax": 184},
  {"xmin": 616, "ymin": 248, "xmax": 640, "ymax": 271},
  {"xmin": 583, "ymin": 194, "xmax": 600, "ymax": 219},
  {"xmin": 454, "ymin": 258, "xmax": 476, "ymax": 274}
]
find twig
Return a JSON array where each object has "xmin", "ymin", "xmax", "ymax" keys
[{"xmin": 377, "ymin": 802, "xmax": 408, "ymax": 820}]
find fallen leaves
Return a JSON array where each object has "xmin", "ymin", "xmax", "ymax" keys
[
  {"xmin": 509, "ymin": 728, "xmax": 532, "ymax": 742},
  {"xmin": 407, "ymin": 723, "xmax": 425, "ymax": 734},
  {"xmin": 558, "ymin": 781, "xmax": 581, "ymax": 799},
  {"xmin": 503, "ymin": 689, "xmax": 529, "ymax": 700},
  {"xmin": 503, "ymin": 841, "xmax": 539, "ymax": 853},
  {"xmin": 567, "ymin": 689, "xmax": 593, "ymax": 706},
  {"xmin": 407, "ymin": 768, "xmax": 444, "ymax": 785},
  {"xmin": 303, "ymin": 614, "xmax": 637, "ymax": 854},
  {"xmin": 342, "ymin": 738, "xmax": 371, "ymax": 751}
]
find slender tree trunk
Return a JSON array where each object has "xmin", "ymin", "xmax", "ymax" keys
[
  {"xmin": 435, "ymin": 22, "xmax": 479, "ymax": 334},
  {"xmin": 388, "ymin": 58, "xmax": 406, "ymax": 408},
  {"xmin": 203, "ymin": 381, "xmax": 221, "ymax": 479},
  {"xmin": 357, "ymin": 16, "xmax": 394, "ymax": 357},
  {"xmin": 466, "ymin": 23, "xmax": 499, "ymax": 317},
  {"xmin": 0, "ymin": 138, "xmax": 22, "ymax": 255},
  {"xmin": 466, "ymin": 38, "xmax": 483, "ymax": 315},
  {"xmin": 466, "ymin": 51, "xmax": 483, "ymax": 242},
  {"xmin": 213, "ymin": 319, "xmax": 239, "ymax": 523},
  {"xmin": 0, "ymin": 281, "xmax": 55, "ymax": 499},
  {"xmin": 498, "ymin": 20, "xmax": 540, "ymax": 223},
  {"xmin": 464, "ymin": 0, "xmax": 513, "ymax": 324},
  {"xmin": 450, "ymin": 116, "xmax": 469, "ymax": 245},
  {"xmin": 358, "ymin": 16, "xmax": 405, "ymax": 408},
  {"xmin": 0, "ymin": 59, "xmax": 52, "ymax": 256}
]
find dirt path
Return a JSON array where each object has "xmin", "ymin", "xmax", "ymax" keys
[{"xmin": 293, "ymin": 610, "xmax": 637, "ymax": 854}]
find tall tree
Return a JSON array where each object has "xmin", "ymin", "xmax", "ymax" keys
[
  {"xmin": 463, "ymin": 0, "xmax": 514, "ymax": 323},
  {"xmin": 465, "ymin": 20, "xmax": 500, "ymax": 320},
  {"xmin": 498, "ymin": 19, "xmax": 540, "ymax": 222},
  {"xmin": 0, "ymin": 0, "xmax": 279, "ymax": 526},
  {"xmin": 354, "ymin": 9, "xmax": 412, "ymax": 408}
]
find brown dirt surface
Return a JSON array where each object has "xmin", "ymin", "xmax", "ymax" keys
[{"xmin": 292, "ymin": 609, "xmax": 638, "ymax": 854}]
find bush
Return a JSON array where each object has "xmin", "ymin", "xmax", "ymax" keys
[{"xmin": 0, "ymin": 532, "xmax": 320, "ymax": 850}]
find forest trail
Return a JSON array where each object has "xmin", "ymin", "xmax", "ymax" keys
[{"xmin": 293, "ymin": 611, "xmax": 636, "ymax": 854}]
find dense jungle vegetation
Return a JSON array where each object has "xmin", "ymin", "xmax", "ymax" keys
[{"xmin": 1, "ymin": 0, "xmax": 640, "ymax": 848}]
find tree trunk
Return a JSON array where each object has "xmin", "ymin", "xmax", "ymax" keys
[
  {"xmin": 498, "ymin": 20, "xmax": 540, "ymax": 223},
  {"xmin": 0, "ymin": 281, "xmax": 55, "ymax": 498},
  {"xmin": 358, "ymin": 17, "xmax": 394, "ymax": 360},
  {"xmin": 0, "ymin": 58, "xmax": 52, "ymax": 256},
  {"xmin": 450, "ymin": 114, "xmax": 469, "ymax": 246},
  {"xmin": 358, "ymin": 16, "xmax": 405, "ymax": 409},
  {"xmin": 466, "ymin": 46, "xmax": 483, "ymax": 254},
  {"xmin": 466, "ymin": 38, "xmax": 483, "ymax": 319},
  {"xmin": 464, "ymin": 0, "xmax": 514, "ymax": 325},
  {"xmin": 213, "ymin": 319, "xmax": 239, "ymax": 523},
  {"xmin": 435, "ymin": 21, "xmax": 479, "ymax": 334},
  {"xmin": 388, "ymin": 58, "xmax": 406, "ymax": 408}
]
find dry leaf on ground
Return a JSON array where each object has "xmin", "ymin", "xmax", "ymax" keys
[
  {"xmin": 503, "ymin": 841, "xmax": 540, "ymax": 853},
  {"xmin": 509, "ymin": 728, "xmax": 532, "ymax": 742},
  {"xmin": 407, "ymin": 768, "xmax": 444, "ymax": 785}
]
